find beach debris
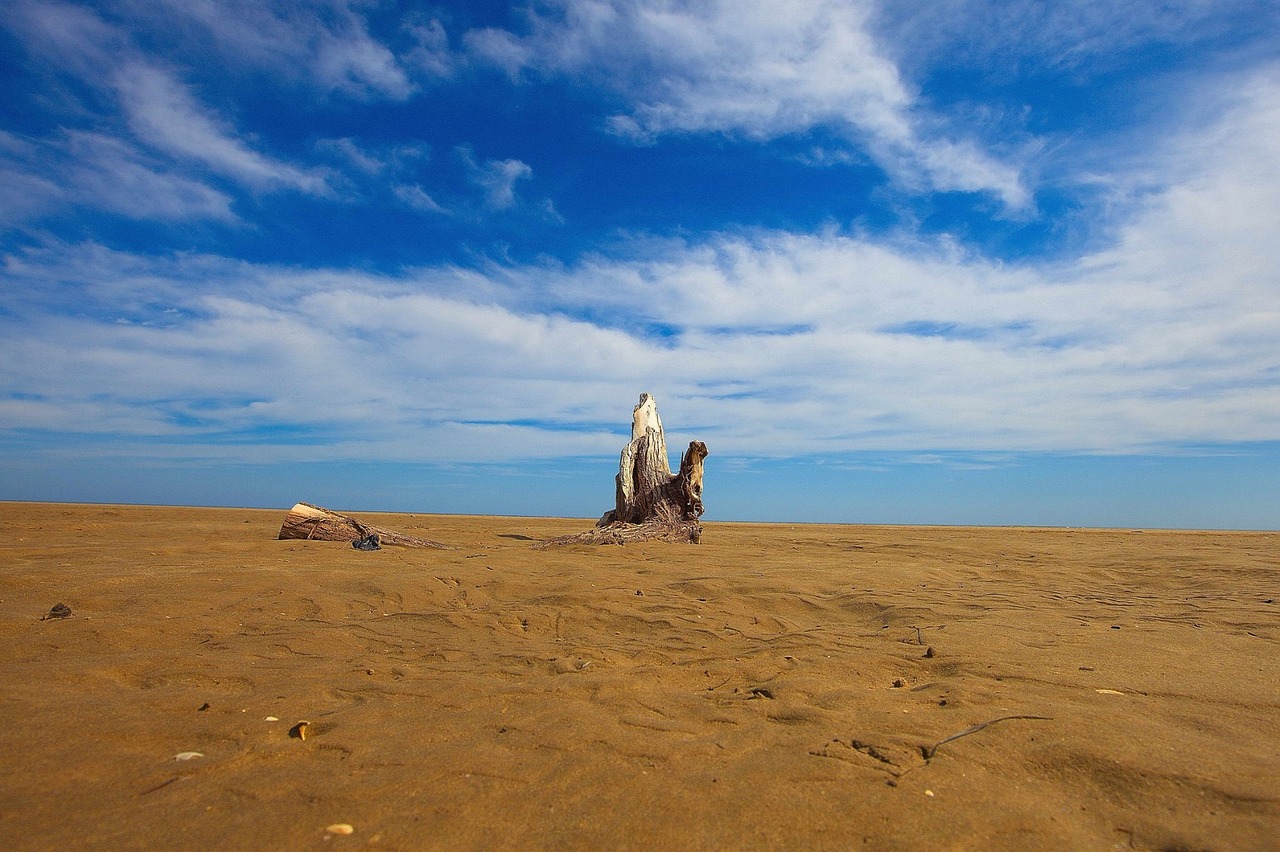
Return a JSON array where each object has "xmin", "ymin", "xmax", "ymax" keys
[
  {"xmin": 810, "ymin": 736, "xmax": 924, "ymax": 779},
  {"xmin": 40, "ymin": 603, "xmax": 73, "ymax": 621},
  {"xmin": 141, "ymin": 777, "xmax": 181, "ymax": 795},
  {"xmin": 173, "ymin": 751, "xmax": 204, "ymax": 761},
  {"xmin": 289, "ymin": 721, "xmax": 310, "ymax": 740},
  {"xmin": 277, "ymin": 502, "xmax": 451, "ymax": 549},
  {"xmin": 1095, "ymin": 688, "xmax": 1125, "ymax": 695},
  {"xmin": 351, "ymin": 533, "xmax": 381, "ymax": 551},
  {"xmin": 325, "ymin": 824, "xmax": 355, "ymax": 836},
  {"xmin": 538, "ymin": 393, "xmax": 708, "ymax": 547},
  {"xmin": 921, "ymin": 715, "xmax": 1052, "ymax": 761}
]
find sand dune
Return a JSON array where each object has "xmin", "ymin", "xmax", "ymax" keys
[{"xmin": 1, "ymin": 502, "xmax": 1277, "ymax": 850}]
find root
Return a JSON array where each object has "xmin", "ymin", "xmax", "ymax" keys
[{"xmin": 536, "ymin": 504, "xmax": 702, "ymax": 548}]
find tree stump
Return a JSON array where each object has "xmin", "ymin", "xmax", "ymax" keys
[
  {"xmin": 277, "ymin": 502, "xmax": 452, "ymax": 549},
  {"xmin": 540, "ymin": 393, "xmax": 707, "ymax": 546}
]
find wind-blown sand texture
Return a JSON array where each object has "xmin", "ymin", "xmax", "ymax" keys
[{"xmin": 1, "ymin": 502, "xmax": 1277, "ymax": 850}]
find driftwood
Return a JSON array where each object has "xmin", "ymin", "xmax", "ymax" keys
[
  {"xmin": 539, "ymin": 393, "xmax": 707, "ymax": 547},
  {"xmin": 277, "ymin": 502, "xmax": 451, "ymax": 549}
]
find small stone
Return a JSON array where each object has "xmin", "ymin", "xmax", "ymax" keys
[
  {"xmin": 41, "ymin": 603, "xmax": 72, "ymax": 621},
  {"xmin": 892, "ymin": 678, "xmax": 907, "ymax": 688}
]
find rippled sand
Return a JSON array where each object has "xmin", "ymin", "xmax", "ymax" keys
[{"xmin": 1, "ymin": 502, "xmax": 1277, "ymax": 850}]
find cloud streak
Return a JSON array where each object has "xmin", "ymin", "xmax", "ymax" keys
[
  {"xmin": 1, "ymin": 0, "xmax": 351, "ymax": 220},
  {"xmin": 460, "ymin": 148, "xmax": 534, "ymax": 210},
  {"xmin": 877, "ymin": 0, "xmax": 1272, "ymax": 78},
  {"xmin": 0, "ymin": 130, "xmax": 236, "ymax": 224},
  {"xmin": 114, "ymin": 63, "xmax": 331, "ymax": 194},
  {"xmin": 465, "ymin": 0, "xmax": 1030, "ymax": 210},
  {"xmin": 120, "ymin": 0, "xmax": 424, "ymax": 99}
]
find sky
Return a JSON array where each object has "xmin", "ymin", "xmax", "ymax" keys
[{"xmin": 2, "ymin": 1, "xmax": 1279, "ymax": 529}]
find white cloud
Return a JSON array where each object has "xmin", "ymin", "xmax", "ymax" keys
[
  {"xmin": 403, "ymin": 17, "xmax": 454, "ymax": 80},
  {"xmin": 113, "ymin": 63, "xmax": 331, "ymax": 194},
  {"xmin": 65, "ymin": 132, "xmax": 237, "ymax": 220},
  {"xmin": 6, "ymin": 0, "xmax": 436, "ymax": 102},
  {"xmin": 0, "ymin": 0, "xmax": 123, "ymax": 78},
  {"xmin": 460, "ymin": 149, "xmax": 533, "ymax": 209},
  {"xmin": 311, "ymin": 25, "xmax": 414, "ymax": 100},
  {"xmin": 0, "ymin": 130, "xmax": 235, "ymax": 224},
  {"xmin": 315, "ymin": 137, "xmax": 389, "ymax": 175},
  {"xmin": 394, "ymin": 184, "xmax": 449, "ymax": 215},
  {"xmin": 876, "ymin": 0, "xmax": 1272, "ymax": 79},
  {"xmin": 463, "ymin": 26, "xmax": 532, "ymax": 79},
  {"xmin": 125, "ymin": 0, "xmax": 421, "ymax": 99},
  {"xmin": 1, "ymin": 66, "xmax": 1277, "ymax": 464},
  {"xmin": 2, "ymin": 2, "xmax": 336, "ymax": 205},
  {"xmin": 465, "ymin": 0, "xmax": 1030, "ymax": 210},
  {"xmin": 0, "ymin": 133, "xmax": 66, "ymax": 224}
]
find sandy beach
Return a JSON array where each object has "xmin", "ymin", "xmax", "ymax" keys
[{"xmin": 1, "ymin": 501, "xmax": 1276, "ymax": 850}]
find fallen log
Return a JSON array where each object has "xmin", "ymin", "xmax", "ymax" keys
[
  {"xmin": 277, "ymin": 502, "xmax": 452, "ymax": 549},
  {"xmin": 538, "ymin": 393, "xmax": 707, "ymax": 547}
]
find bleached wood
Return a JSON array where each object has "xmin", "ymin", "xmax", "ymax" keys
[
  {"xmin": 277, "ymin": 502, "xmax": 451, "ymax": 549},
  {"xmin": 542, "ymin": 393, "xmax": 707, "ymax": 546}
]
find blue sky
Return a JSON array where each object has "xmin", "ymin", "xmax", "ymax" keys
[{"xmin": 2, "ymin": 1, "xmax": 1279, "ymax": 528}]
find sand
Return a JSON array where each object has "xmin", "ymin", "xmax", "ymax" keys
[{"xmin": 1, "ymin": 502, "xmax": 1277, "ymax": 850}]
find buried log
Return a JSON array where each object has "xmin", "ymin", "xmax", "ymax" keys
[
  {"xmin": 277, "ymin": 502, "xmax": 452, "ymax": 549},
  {"xmin": 539, "ymin": 393, "xmax": 707, "ymax": 547}
]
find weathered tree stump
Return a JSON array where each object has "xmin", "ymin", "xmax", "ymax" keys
[
  {"xmin": 277, "ymin": 502, "xmax": 452, "ymax": 549},
  {"xmin": 540, "ymin": 393, "xmax": 707, "ymax": 546}
]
